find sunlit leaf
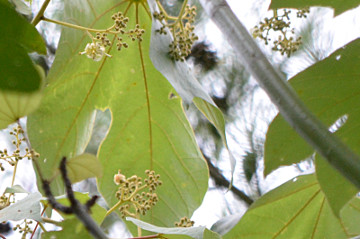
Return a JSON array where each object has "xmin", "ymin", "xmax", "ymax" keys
[
  {"xmin": 127, "ymin": 217, "xmax": 222, "ymax": 239},
  {"xmin": 0, "ymin": 87, "xmax": 43, "ymax": 130},
  {"xmin": 65, "ymin": 153, "xmax": 102, "ymax": 184},
  {"xmin": 224, "ymin": 175, "xmax": 358, "ymax": 239},
  {"xmin": 0, "ymin": 192, "xmax": 42, "ymax": 222},
  {"xmin": 264, "ymin": 39, "xmax": 360, "ymax": 215},
  {"xmin": 28, "ymin": 0, "xmax": 208, "ymax": 231},
  {"xmin": 269, "ymin": 0, "xmax": 360, "ymax": 16}
]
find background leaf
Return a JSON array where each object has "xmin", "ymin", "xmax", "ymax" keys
[
  {"xmin": 56, "ymin": 192, "xmax": 107, "ymax": 224},
  {"xmin": 66, "ymin": 153, "xmax": 102, "ymax": 184},
  {"xmin": 41, "ymin": 218, "xmax": 92, "ymax": 239},
  {"xmin": 28, "ymin": 0, "xmax": 208, "ymax": 230},
  {"xmin": 264, "ymin": 39, "xmax": 360, "ymax": 215},
  {"xmin": 224, "ymin": 175, "xmax": 358, "ymax": 239},
  {"xmin": 4, "ymin": 185, "xmax": 29, "ymax": 194},
  {"xmin": 269, "ymin": 0, "xmax": 360, "ymax": 16},
  {"xmin": 340, "ymin": 196, "xmax": 360, "ymax": 235}
]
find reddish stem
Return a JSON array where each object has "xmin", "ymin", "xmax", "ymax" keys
[{"xmin": 30, "ymin": 206, "xmax": 47, "ymax": 239}]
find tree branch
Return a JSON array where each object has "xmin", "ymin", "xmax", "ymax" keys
[
  {"xmin": 204, "ymin": 155, "xmax": 254, "ymax": 206},
  {"xmin": 42, "ymin": 157, "xmax": 108, "ymax": 239},
  {"xmin": 199, "ymin": 0, "xmax": 360, "ymax": 189}
]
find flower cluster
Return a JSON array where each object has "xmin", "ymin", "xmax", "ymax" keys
[
  {"xmin": 251, "ymin": 8, "xmax": 309, "ymax": 57},
  {"xmin": 0, "ymin": 125, "xmax": 39, "ymax": 171},
  {"xmin": 175, "ymin": 216, "xmax": 194, "ymax": 227},
  {"xmin": 113, "ymin": 169, "xmax": 162, "ymax": 218},
  {"xmin": 13, "ymin": 219, "xmax": 33, "ymax": 239},
  {"xmin": 80, "ymin": 11, "xmax": 145, "ymax": 61},
  {"xmin": 153, "ymin": 1, "xmax": 199, "ymax": 61}
]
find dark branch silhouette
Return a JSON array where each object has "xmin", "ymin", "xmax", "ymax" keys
[
  {"xmin": 204, "ymin": 155, "xmax": 254, "ymax": 206},
  {"xmin": 42, "ymin": 157, "xmax": 107, "ymax": 239}
]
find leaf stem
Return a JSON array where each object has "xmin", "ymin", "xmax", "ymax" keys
[
  {"xmin": 31, "ymin": 0, "xmax": 51, "ymax": 26},
  {"xmin": 198, "ymin": 0, "xmax": 360, "ymax": 189},
  {"xmin": 127, "ymin": 234, "xmax": 163, "ymax": 239},
  {"xmin": 42, "ymin": 217, "xmax": 61, "ymax": 226},
  {"xmin": 41, "ymin": 17, "xmax": 119, "ymax": 34}
]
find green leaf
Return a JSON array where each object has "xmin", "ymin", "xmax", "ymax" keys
[
  {"xmin": 340, "ymin": 196, "xmax": 360, "ymax": 235},
  {"xmin": 56, "ymin": 192, "xmax": 107, "ymax": 224},
  {"xmin": 269, "ymin": 0, "xmax": 360, "ymax": 16},
  {"xmin": 0, "ymin": 86, "xmax": 43, "ymax": 130},
  {"xmin": 0, "ymin": 1, "xmax": 46, "ymax": 54},
  {"xmin": 65, "ymin": 153, "xmax": 103, "ymax": 184},
  {"xmin": 28, "ymin": 0, "xmax": 208, "ymax": 231},
  {"xmin": 315, "ymin": 155, "xmax": 357, "ymax": 217},
  {"xmin": 127, "ymin": 217, "xmax": 222, "ymax": 239},
  {"xmin": 0, "ymin": 40, "xmax": 43, "ymax": 94},
  {"xmin": 224, "ymin": 175, "xmax": 357, "ymax": 239},
  {"xmin": 264, "ymin": 39, "xmax": 360, "ymax": 215},
  {"xmin": 41, "ymin": 218, "xmax": 92, "ymax": 239},
  {"xmin": 0, "ymin": 192, "xmax": 42, "ymax": 222},
  {"xmin": 0, "ymin": 0, "xmax": 45, "ymax": 93},
  {"xmin": 4, "ymin": 185, "xmax": 29, "ymax": 194}
]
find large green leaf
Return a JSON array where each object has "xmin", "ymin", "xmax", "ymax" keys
[
  {"xmin": 0, "ymin": 1, "xmax": 45, "ymax": 93},
  {"xmin": 28, "ymin": 0, "xmax": 208, "ymax": 230},
  {"xmin": 224, "ymin": 175, "xmax": 359, "ymax": 238},
  {"xmin": 269, "ymin": 0, "xmax": 360, "ymax": 16},
  {"xmin": 264, "ymin": 39, "xmax": 360, "ymax": 215}
]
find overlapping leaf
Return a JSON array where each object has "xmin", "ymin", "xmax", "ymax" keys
[
  {"xmin": 28, "ymin": 0, "xmax": 208, "ymax": 230},
  {"xmin": 147, "ymin": 0, "xmax": 235, "ymax": 180},
  {"xmin": 269, "ymin": 0, "xmax": 360, "ymax": 16},
  {"xmin": 264, "ymin": 39, "xmax": 360, "ymax": 215},
  {"xmin": 224, "ymin": 175, "xmax": 359, "ymax": 238},
  {"xmin": 0, "ymin": 1, "xmax": 45, "ymax": 92}
]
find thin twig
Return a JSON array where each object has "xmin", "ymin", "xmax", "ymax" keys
[
  {"xmin": 31, "ymin": 0, "xmax": 51, "ymax": 26},
  {"xmin": 42, "ymin": 158, "xmax": 108, "ymax": 239},
  {"xmin": 203, "ymin": 155, "xmax": 253, "ymax": 206},
  {"xmin": 127, "ymin": 234, "xmax": 163, "ymax": 239}
]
